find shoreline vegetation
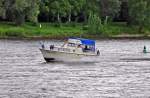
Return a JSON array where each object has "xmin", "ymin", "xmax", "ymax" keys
[
  {"xmin": 0, "ymin": 0, "xmax": 150, "ymax": 40},
  {"xmin": 0, "ymin": 22, "xmax": 150, "ymax": 40}
]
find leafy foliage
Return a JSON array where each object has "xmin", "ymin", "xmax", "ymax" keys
[
  {"xmin": 128, "ymin": 0, "xmax": 150, "ymax": 32},
  {"xmin": 0, "ymin": 0, "xmax": 40, "ymax": 25},
  {"xmin": 87, "ymin": 13, "xmax": 102, "ymax": 35},
  {"xmin": 99, "ymin": 0, "xmax": 121, "ymax": 24},
  {"xmin": 0, "ymin": 0, "xmax": 149, "ymax": 35},
  {"xmin": 0, "ymin": 0, "xmax": 5, "ymax": 18}
]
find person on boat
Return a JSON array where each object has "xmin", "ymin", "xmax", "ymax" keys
[
  {"xmin": 143, "ymin": 45, "xmax": 147, "ymax": 53},
  {"xmin": 42, "ymin": 44, "xmax": 45, "ymax": 49},
  {"xmin": 85, "ymin": 45, "xmax": 88, "ymax": 50},
  {"xmin": 97, "ymin": 50, "xmax": 100, "ymax": 56},
  {"xmin": 39, "ymin": 41, "xmax": 45, "ymax": 49},
  {"xmin": 83, "ymin": 45, "xmax": 88, "ymax": 52},
  {"xmin": 50, "ymin": 45, "xmax": 54, "ymax": 50}
]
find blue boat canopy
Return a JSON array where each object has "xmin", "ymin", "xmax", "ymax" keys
[{"xmin": 69, "ymin": 37, "xmax": 95, "ymax": 46}]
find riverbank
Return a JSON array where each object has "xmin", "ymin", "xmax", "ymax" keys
[{"xmin": 0, "ymin": 22, "xmax": 150, "ymax": 39}]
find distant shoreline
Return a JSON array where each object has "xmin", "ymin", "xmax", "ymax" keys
[
  {"xmin": 0, "ymin": 22, "xmax": 149, "ymax": 40},
  {"xmin": 0, "ymin": 34, "xmax": 150, "ymax": 40}
]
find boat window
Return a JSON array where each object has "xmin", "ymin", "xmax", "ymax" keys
[{"xmin": 68, "ymin": 43, "xmax": 76, "ymax": 47}]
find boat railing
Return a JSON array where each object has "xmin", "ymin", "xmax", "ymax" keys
[{"xmin": 50, "ymin": 45, "xmax": 71, "ymax": 53}]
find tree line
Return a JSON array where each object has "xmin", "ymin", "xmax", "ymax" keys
[{"xmin": 0, "ymin": 0, "xmax": 149, "ymax": 32}]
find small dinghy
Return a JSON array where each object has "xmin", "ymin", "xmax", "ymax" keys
[{"xmin": 40, "ymin": 37, "xmax": 100, "ymax": 62}]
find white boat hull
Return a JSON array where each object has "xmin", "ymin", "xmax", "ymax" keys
[{"xmin": 40, "ymin": 49, "xmax": 98, "ymax": 62}]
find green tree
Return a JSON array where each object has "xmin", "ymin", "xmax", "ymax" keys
[
  {"xmin": 128, "ymin": 0, "xmax": 150, "ymax": 33},
  {"xmin": 68, "ymin": 0, "xmax": 85, "ymax": 22},
  {"xmin": 26, "ymin": 0, "xmax": 40, "ymax": 25},
  {"xmin": 0, "ymin": 0, "xmax": 15, "ymax": 21},
  {"xmin": 83, "ymin": 0, "xmax": 99, "ymax": 23},
  {"xmin": 88, "ymin": 13, "xmax": 102, "ymax": 35},
  {"xmin": 39, "ymin": 0, "xmax": 50, "ymax": 21},
  {"xmin": 48, "ymin": 0, "xmax": 70, "ymax": 23},
  {"xmin": 0, "ymin": 0, "xmax": 40, "ymax": 25},
  {"xmin": 13, "ymin": 0, "xmax": 29, "ymax": 25},
  {"xmin": 0, "ymin": 0, "xmax": 5, "ymax": 18},
  {"xmin": 99, "ymin": 0, "xmax": 121, "ymax": 24}
]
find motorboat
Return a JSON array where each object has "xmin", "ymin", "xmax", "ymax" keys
[{"xmin": 39, "ymin": 37, "xmax": 100, "ymax": 62}]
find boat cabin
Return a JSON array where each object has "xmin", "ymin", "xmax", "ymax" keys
[{"xmin": 62, "ymin": 38, "xmax": 96, "ymax": 53}]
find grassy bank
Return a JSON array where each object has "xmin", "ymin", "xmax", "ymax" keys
[
  {"xmin": 0, "ymin": 22, "xmax": 86, "ymax": 39},
  {"xmin": 0, "ymin": 22, "xmax": 150, "ymax": 39}
]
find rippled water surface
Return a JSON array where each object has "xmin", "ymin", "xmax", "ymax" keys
[{"xmin": 0, "ymin": 39, "xmax": 150, "ymax": 98}]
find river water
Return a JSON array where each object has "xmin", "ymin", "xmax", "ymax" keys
[{"xmin": 0, "ymin": 39, "xmax": 150, "ymax": 98}]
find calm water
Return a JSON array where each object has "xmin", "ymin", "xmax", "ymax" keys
[{"xmin": 0, "ymin": 39, "xmax": 150, "ymax": 98}]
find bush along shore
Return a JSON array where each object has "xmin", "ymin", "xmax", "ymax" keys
[{"xmin": 0, "ymin": 22, "xmax": 150, "ymax": 39}]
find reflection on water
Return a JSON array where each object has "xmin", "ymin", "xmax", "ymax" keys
[{"xmin": 0, "ymin": 39, "xmax": 150, "ymax": 98}]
